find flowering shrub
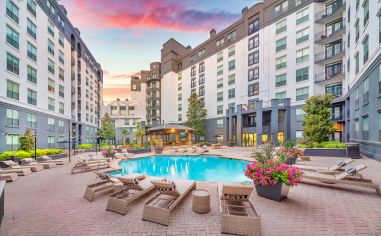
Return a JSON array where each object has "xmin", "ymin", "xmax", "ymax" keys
[
  {"xmin": 245, "ymin": 159, "xmax": 303, "ymax": 187},
  {"xmin": 102, "ymin": 147, "xmax": 116, "ymax": 157},
  {"xmin": 279, "ymin": 147, "xmax": 304, "ymax": 158}
]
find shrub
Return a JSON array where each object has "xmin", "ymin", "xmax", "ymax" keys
[
  {"xmin": 78, "ymin": 144, "xmax": 93, "ymax": 149},
  {"xmin": 296, "ymin": 141, "xmax": 347, "ymax": 149},
  {"xmin": 19, "ymin": 129, "xmax": 35, "ymax": 152},
  {"xmin": 0, "ymin": 152, "xmax": 15, "ymax": 160},
  {"xmin": 14, "ymin": 150, "xmax": 33, "ymax": 159}
]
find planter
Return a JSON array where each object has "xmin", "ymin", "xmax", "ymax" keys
[
  {"xmin": 49, "ymin": 153, "xmax": 67, "ymax": 159},
  {"xmin": 285, "ymin": 157, "xmax": 297, "ymax": 165},
  {"xmin": 303, "ymin": 148, "xmax": 346, "ymax": 157},
  {"xmin": 255, "ymin": 183, "xmax": 289, "ymax": 201},
  {"xmin": 154, "ymin": 147, "xmax": 163, "ymax": 154},
  {"xmin": 128, "ymin": 148, "xmax": 151, "ymax": 154}
]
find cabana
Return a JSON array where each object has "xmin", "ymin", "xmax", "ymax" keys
[{"xmin": 146, "ymin": 124, "xmax": 194, "ymax": 146}]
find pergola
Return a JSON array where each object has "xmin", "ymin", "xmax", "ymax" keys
[{"xmin": 146, "ymin": 124, "xmax": 194, "ymax": 146}]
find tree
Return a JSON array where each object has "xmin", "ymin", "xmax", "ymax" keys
[
  {"xmin": 133, "ymin": 124, "xmax": 145, "ymax": 146},
  {"xmin": 19, "ymin": 129, "xmax": 35, "ymax": 152},
  {"xmin": 122, "ymin": 128, "xmax": 129, "ymax": 145},
  {"xmin": 99, "ymin": 113, "xmax": 115, "ymax": 144},
  {"xmin": 186, "ymin": 92, "xmax": 207, "ymax": 141},
  {"xmin": 302, "ymin": 94, "xmax": 335, "ymax": 143}
]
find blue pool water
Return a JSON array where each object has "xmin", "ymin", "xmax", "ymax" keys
[{"xmin": 112, "ymin": 155, "xmax": 251, "ymax": 182}]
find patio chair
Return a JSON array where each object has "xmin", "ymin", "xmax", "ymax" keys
[
  {"xmin": 170, "ymin": 147, "xmax": 179, "ymax": 154},
  {"xmin": 106, "ymin": 176, "xmax": 157, "ymax": 215},
  {"xmin": 36, "ymin": 155, "xmax": 69, "ymax": 165},
  {"xmin": 0, "ymin": 167, "xmax": 32, "ymax": 176},
  {"xmin": 0, "ymin": 173, "xmax": 18, "ymax": 182},
  {"xmin": 21, "ymin": 158, "xmax": 57, "ymax": 169},
  {"xmin": 302, "ymin": 164, "xmax": 381, "ymax": 196},
  {"xmin": 294, "ymin": 158, "xmax": 354, "ymax": 173},
  {"xmin": 199, "ymin": 145, "xmax": 209, "ymax": 154},
  {"xmin": 142, "ymin": 179, "xmax": 196, "ymax": 226},
  {"xmin": 191, "ymin": 146, "xmax": 198, "ymax": 153},
  {"xmin": 0, "ymin": 160, "xmax": 43, "ymax": 172},
  {"xmin": 84, "ymin": 155, "xmax": 110, "ymax": 162},
  {"xmin": 180, "ymin": 146, "xmax": 188, "ymax": 154},
  {"xmin": 71, "ymin": 159, "xmax": 110, "ymax": 174}
]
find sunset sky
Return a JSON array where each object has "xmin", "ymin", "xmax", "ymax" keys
[{"xmin": 60, "ymin": 0, "xmax": 258, "ymax": 101}]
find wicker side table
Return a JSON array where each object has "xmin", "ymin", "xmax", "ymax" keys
[{"xmin": 192, "ymin": 189, "xmax": 210, "ymax": 214}]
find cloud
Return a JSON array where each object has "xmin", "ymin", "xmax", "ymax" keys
[
  {"xmin": 64, "ymin": 0, "xmax": 240, "ymax": 32},
  {"xmin": 102, "ymin": 71, "xmax": 141, "ymax": 101}
]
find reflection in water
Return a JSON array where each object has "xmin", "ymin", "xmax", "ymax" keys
[{"xmin": 114, "ymin": 155, "xmax": 250, "ymax": 182}]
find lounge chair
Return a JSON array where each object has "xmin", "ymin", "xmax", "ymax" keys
[
  {"xmin": 0, "ymin": 160, "xmax": 43, "ymax": 172},
  {"xmin": 142, "ymin": 179, "xmax": 196, "ymax": 226},
  {"xmin": 294, "ymin": 158, "xmax": 354, "ymax": 173},
  {"xmin": 37, "ymin": 155, "xmax": 68, "ymax": 165},
  {"xmin": 218, "ymin": 184, "xmax": 262, "ymax": 236},
  {"xmin": 180, "ymin": 146, "xmax": 188, "ymax": 154},
  {"xmin": 115, "ymin": 149, "xmax": 131, "ymax": 159},
  {"xmin": 302, "ymin": 164, "xmax": 381, "ymax": 196},
  {"xmin": 21, "ymin": 158, "xmax": 56, "ymax": 169},
  {"xmin": 0, "ymin": 173, "xmax": 18, "ymax": 182},
  {"xmin": 71, "ymin": 159, "xmax": 110, "ymax": 174},
  {"xmin": 107, "ymin": 176, "xmax": 157, "ymax": 215},
  {"xmin": 171, "ymin": 146, "xmax": 179, "ymax": 154},
  {"xmin": 198, "ymin": 145, "xmax": 209, "ymax": 154},
  {"xmin": 81, "ymin": 155, "xmax": 109, "ymax": 163},
  {"xmin": 0, "ymin": 167, "xmax": 32, "ymax": 176}
]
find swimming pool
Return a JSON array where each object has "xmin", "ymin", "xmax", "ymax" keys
[{"xmin": 112, "ymin": 155, "xmax": 251, "ymax": 182}]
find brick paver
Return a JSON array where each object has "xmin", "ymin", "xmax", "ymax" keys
[{"xmin": 0, "ymin": 148, "xmax": 381, "ymax": 235}]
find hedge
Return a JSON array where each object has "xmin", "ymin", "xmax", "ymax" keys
[{"xmin": 0, "ymin": 149, "xmax": 64, "ymax": 160}]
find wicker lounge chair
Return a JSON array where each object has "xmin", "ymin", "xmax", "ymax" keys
[
  {"xmin": 218, "ymin": 184, "xmax": 262, "ymax": 236},
  {"xmin": 0, "ymin": 160, "xmax": 43, "ymax": 172},
  {"xmin": 0, "ymin": 173, "xmax": 18, "ymax": 182},
  {"xmin": 142, "ymin": 179, "xmax": 196, "ymax": 226},
  {"xmin": 107, "ymin": 176, "xmax": 157, "ymax": 215},
  {"xmin": 302, "ymin": 164, "xmax": 381, "ymax": 196},
  {"xmin": 294, "ymin": 158, "xmax": 354, "ymax": 173},
  {"xmin": 79, "ymin": 155, "xmax": 109, "ymax": 163},
  {"xmin": 0, "ymin": 167, "xmax": 32, "ymax": 176},
  {"xmin": 21, "ymin": 158, "xmax": 56, "ymax": 169},
  {"xmin": 71, "ymin": 159, "xmax": 110, "ymax": 174},
  {"xmin": 37, "ymin": 155, "xmax": 68, "ymax": 165}
]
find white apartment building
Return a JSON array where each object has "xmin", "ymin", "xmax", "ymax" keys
[{"xmin": 0, "ymin": 0, "xmax": 103, "ymax": 152}]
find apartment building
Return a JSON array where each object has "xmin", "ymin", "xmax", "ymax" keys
[
  {"xmin": 160, "ymin": 0, "xmax": 381, "ymax": 159},
  {"xmin": 0, "ymin": 0, "xmax": 103, "ymax": 152}
]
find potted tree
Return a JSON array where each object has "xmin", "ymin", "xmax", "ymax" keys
[
  {"xmin": 245, "ymin": 144, "xmax": 303, "ymax": 201},
  {"xmin": 102, "ymin": 146, "xmax": 116, "ymax": 158}
]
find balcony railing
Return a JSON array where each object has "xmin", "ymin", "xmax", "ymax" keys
[
  {"xmin": 315, "ymin": 0, "xmax": 345, "ymax": 23},
  {"xmin": 315, "ymin": 25, "xmax": 345, "ymax": 43},
  {"xmin": 314, "ymin": 67, "xmax": 345, "ymax": 83},
  {"xmin": 315, "ymin": 45, "xmax": 345, "ymax": 63}
]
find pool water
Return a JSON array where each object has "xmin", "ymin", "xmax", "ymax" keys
[{"xmin": 112, "ymin": 155, "xmax": 251, "ymax": 182}]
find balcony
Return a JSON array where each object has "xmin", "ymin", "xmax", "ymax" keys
[
  {"xmin": 315, "ymin": 46, "xmax": 345, "ymax": 64},
  {"xmin": 315, "ymin": 0, "xmax": 345, "ymax": 24},
  {"xmin": 315, "ymin": 67, "xmax": 345, "ymax": 83},
  {"xmin": 315, "ymin": 25, "xmax": 345, "ymax": 44}
]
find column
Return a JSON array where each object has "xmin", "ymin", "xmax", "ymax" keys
[
  {"xmin": 236, "ymin": 104, "xmax": 243, "ymax": 146},
  {"xmin": 255, "ymin": 100, "xmax": 263, "ymax": 145},
  {"xmin": 271, "ymin": 99, "xmax": 279, "ymax": 145}
]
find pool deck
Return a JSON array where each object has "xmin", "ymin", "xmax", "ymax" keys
[{"xmin": 1, "ymin": 147, "xmax": 381, "ymax": 235}]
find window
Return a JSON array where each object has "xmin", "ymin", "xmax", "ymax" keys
[
  {"xmin": 355, "ymin": 19, "xmax": 359, "ymax": 42},
  {"xmin": 217, "ymin": 78, "xmax": 223, "ymax": 88},
  {"xmin": 227, "ymin": 30, "xmax": 237, "ymax": 43},
  {"xmin": 228, "ymin": 46, "xmax": 235, "ymax": 57},
  {"xmin": 6, "ymin": 0, "xmax": 19, "ymax": 23},
  {"xmin": 6, "ymin": 109, "xmax": 19, "ymax": 126},
  {"xmin": 27, "ymin": 0, "xmax": 36, "ymax": 17},
  {"xmin": 248, "ymin": 18, "xmax": 259, "ymax": 35},
  {"xmin": 217, "ymin": 119, "xmax": 224, "ymax": 129},
  {"xmin": 27, "ymin": 113, "xmax": 37, "ymax": 129},
  {"xmin": 48, "ymin": 136, "xmax": 55, "ymax": 148},
  {"xmin": 199, "ymin": 86, "xmax": 205, "ymax": 96},
  {"xmin": 296, "ymin": 28, "xmax": 309, "ymax": 44},
  {"xmin": 48, "ymin": 97, "xmax": 55, "ymax": 111},
  {"xmin": 354, "ymin": 87, "xmax": 359, "ymax": 109},
  {"xmin": 217, "ymin": 105, "xmax": 224, "ymax": 115},
  {"xmin": 217, "ymin": 65, "xmax": 223, "ymax": 76},
  {"xmin": 178, "ymin": 93, "xmax": 182, "ymax": 101},
  {"xmin": 7, "ymin": 80, "xmax": 19, "ymax": 100},
  {"xmin": 199, "ymin": 62, "xmax": 205, "ymax": 73},
  {"xmin": 296, "ymin": 108, "xmax": 305, "ymax": 121},
  {"xmin": 178, "ymin": 114, "xmax": 182, "ymax": 122},
  {"xmin": 295, "ymin": 0, "xmax": 307, "ymax": 6},
  {"xmin": 296, "ymin": 67, "xmax": 309, "ymax": 82},
  {"xmin": 248, "ymin": 67, "xmax": 259, "ymax": 81},
  {"xmin": 47, "ymin": 0, "xmax": 55, "ymax": 15},
  {"xmin": 6, "ymin": 25, "xmax": 19, "ymax": 49},
  {"xmin": 296, "ymin": 8, "xmax": 309, "ymax": 25},
  {"xmin": 198, "ymin": 49, "xmax": 205, "ymax": 58},
  {"xmin": 228, "ymin": 89, "xmax": 235, "ymax": 99},
  {"xmin": 353, "ymin": 118, "xmax": 360, "ymax": 139},
  {"xmin": 276, "ymin": 37, "xmax": 287, "ymax": 52},
  {"xmin": 27, "ymin": 89, "xmax": 37, "ymax": 105},
  {"xmin": 48, "ymin": 79, "xmax": 55, "ymax": 93},
  {"xmin": 296, "ymin": 48, "xmax": 309, "ymax": 63},
  {"xmin": 276, "ymin": 91, "xmax": 287, "ymax": 101},
  {"xmin": 48, "ymin": 59, "xmax": 55, "ymax": 74},
  {"xmin": 190, "ymin": 54, "xmax": 197, "ymax": 63},
  {"xmin": 276, "ymin": 74, "xmax": 287, "ymax": 87},
  {"xmin": 178, "ymin": 83, "xmax": 182, "ymax": 91},
  {"xmin": 59, "ymin": 102, "xmax": 64, "ymax": 114},
  {"xmin": 217, "ymin": 92, "xmax": 223, "ymax": 102},
  {"xmin": 248, "ymin": 83, "xmax": 259, "ymax": 96},
  {"xmin": 217, "ymin": 52, "xmax": 223, "ymax": 62},
  {"xmin": 276, "ymin": 20, "xmax": 287, "ymax": 34},
  {"xmin": 5, "ymin": 135, "xmax": 19, "ymax": 151},
  {"xmin": 228, "ymin": 103, "xmax": 235, "ymax": 112},
  {"xmin": 58, "ymin": 15, "xmax": 65, "ymax": 29},
  {"xmin": 191, "ymin": 78, "xmax": 196, "ymax": 88},
  {"xmin": 48, "ymin": 40, "xmax": 55, "ymax": 55},
  {"xmin": 275, "ymin": 1, "xmax": 288, "ymax": 16},
  {"xmin": 7, "ymin": 53, "xmax": 19, "ymax": 75},
  {"xmin": 59, "ymin": 85, "xmax": 64, "ymax": 98},
  {"xmin": 325, "ymin": 83, "xmax": 342, "ymax": 97},
  {"xmin": 199, "ymin": 74, "xmax": 205, "ymax": 85},
  {"xmin": 362, "ymin": 116, "xmax": 369, "ymax": 140},
  {"xmin": 363, "ymin": 36, "xmax": 369, "ymax": 64},
  {"xmin": 379, "ymin": 112, "xmax": 381, "ymax": 141},
  {"xmin": 58, "ymin": 120, "xmax": 64, "ymax": 131},
  {"xmin": 59, "ymin": 67, "xmax": 64, "ymax": 80},
  {"xmin": 59, "ymin": 33, "xmax": 65, "ymax": 47},
  {"xmin": 27, "ymin": 19, "xmax": 37, "ymax": 39},
  {"xmin": 363, "ymin": 78, "xmax": 369, "ymax": 104},
  {"xmin": 27, "ymin": 66, "xmax": 37, "ymax": 84},
  {"xmin": 276, "ymin": 55, "xmax": 287, "ymax": 70},
  {"xmin": 27, "ymin": 42, "xmax": 37, "ymax": 61},
  {"xmin": 48, "ymin": 20, "xmax": 54, "ymax": 37},
  {"xmin": 355, "ymin": 52, "xmax": 359, "ymax": 74},
  {"xmin": 200, "ymin": 97, "xmax": 205, "ymax": 107},
  {"xmin": 216, "ymin": 38, "xmax": 224, "ymax": 48},
  {"xmin": 228, "ymin": 60, "xmax": 235, "ymax": 71},
  {"xmin": 228, "ymin": 74, "xmax": 235, "ymax": 85},
  {"xmin": 296, "ymin": 87, "xmax": 309, "ymax": 101},
  {"xmin": 363, "ymin": 0, "xmax": 369, "ymax": 26},
  {"xmin": 379, "ymin": 65, "xmax": 381, "ymax": 95},
  {"xmin": 190, "ymin": 66, "xmax": 196, "ymax": 76},
  {"xmin": 59, "ymin": 50, "xmax": 64, "ymax": 64},
  {"xmin": 248, "ymin": 35, "xmax": 259, "ymax": 50},
  {"xmin": 248, "ymin": 51, "xmax": 259, "ymax": 65},
  {"xmin": 325, "ymin": 62, "xmax": 342, "ymax": 78}
]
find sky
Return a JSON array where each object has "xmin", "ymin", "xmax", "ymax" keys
[{"xmin": 60, "ymin": 0, "xmax": 259, "ymax": 101}]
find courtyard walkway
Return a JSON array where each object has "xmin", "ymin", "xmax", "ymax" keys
[{"xmin": 0, "ymin": 148, "xmax": 380, "ymax": 235}]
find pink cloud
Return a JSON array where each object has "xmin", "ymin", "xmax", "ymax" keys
[
  {"xmin": 64, "ymin": 0, "xmax": 239, "ymax": 32},
  {"xmin": 102, "ymin": 71, "xmax": 141, "ymax": 101}
]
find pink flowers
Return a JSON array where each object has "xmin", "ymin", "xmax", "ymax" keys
[
  {"xmin": 244, "ymin": 159, "xmax": 303, "ymax": 187},
  {"xmin": 279, "ymin": 147, "xmax": 304, "ymax": 158}
]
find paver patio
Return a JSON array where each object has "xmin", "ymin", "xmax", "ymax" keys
[{"xmin": 1, "ymin": 147, "xmax": 381, "ymax": 236}]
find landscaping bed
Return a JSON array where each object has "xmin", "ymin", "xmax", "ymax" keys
[
  {"xmin": 128, "ymin": 148, "xmax": 151, "ymax": 154},
  {"xmin": 302, "ymin": 148, "xmax": 347, "ymax": 157}
]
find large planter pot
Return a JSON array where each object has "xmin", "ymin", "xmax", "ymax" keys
[
  {"xmin": 286, "ymin": 156, "xmax": 297, "ymax": 165},
  {"xmin": 154, "ymin": 147, "xmax": 163, "ymax": 154},
  {"xmin": 255, "ymin": 183, "xmax": 289, "ymax": 202}
]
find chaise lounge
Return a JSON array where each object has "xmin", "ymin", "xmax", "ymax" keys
[
  {"xmin": 21, "ymin": 158, "xmax": 57, "ymax": 169},
  {"xmin": 0, "ymin": 173, "xmax": 18, "ymax": 182},
  {"xmin": 142, "ymin": 179, "xmax": 196, "ymax": 226},
  {"xmin": 71, "ymin": 159, "xmax": 110, "ymax": 174},
  {"xmin": 294, "ymin": 158, "xmax": 354, "ymax": 173},
  {"xmin": 0, "ymin": 167, "xmax": 32, "ymax": 176},
  {"xmin": 0, "ymin": 160, "xmax": 43, "ymax": 172},
  {"xmin": 37, "ymin": 155, "xmax": 68, "ymax": 165}
]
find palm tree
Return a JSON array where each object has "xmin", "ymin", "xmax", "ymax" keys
[
  {"xmin": 122, "ymin": 128, "xmax": 129, "ymax": 145},
  {"xmin": 133, "ymin": 124, "xmax": 145, "ymax": 146}
]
